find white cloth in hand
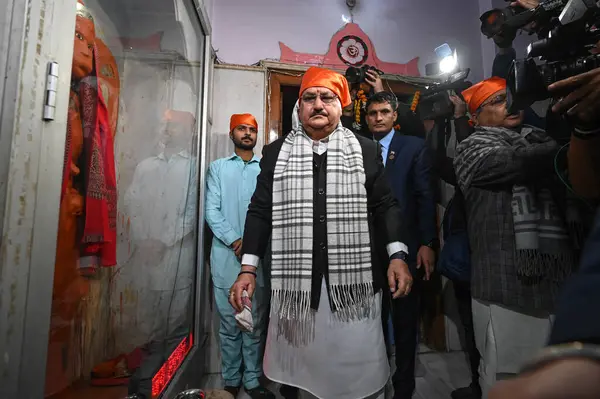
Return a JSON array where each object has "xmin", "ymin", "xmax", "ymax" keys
[{"xmin": 234, "ymin": 290, "xmax": 254, "ymax": 333}]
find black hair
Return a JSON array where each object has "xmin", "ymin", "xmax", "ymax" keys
[{"xmin": 366, "ymin": 91, "xmax": 398, "ymax": 112}]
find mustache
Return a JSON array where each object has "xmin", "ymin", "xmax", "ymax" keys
[{"xmin": 311, "ymin": 110, "xmax": 328, "ymax": 117}]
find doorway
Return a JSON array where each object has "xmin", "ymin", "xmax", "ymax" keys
[{"xmin": 281, "ymin": 85, "xmax": 300, "ymax": 135}]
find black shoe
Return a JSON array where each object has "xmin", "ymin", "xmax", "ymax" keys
[
  {"xmin": 246, "ymin": 385, "xmax": 276, "ymax": 399},
  {"xmin": 223, "ymin": 386, "xmax": 240, "ymax": 397},
  {"xmin": 451, "ymin": 382, "xmax": 482, "ymax": 399},
  {"xmin": 279, "ymin": 384, "xmax": 299, "ymax": 399}
]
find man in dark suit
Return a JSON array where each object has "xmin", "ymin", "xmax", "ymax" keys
[
  {"xmin": 228, "ymin": 67, "xmax": 413, "ymax": 399},
  {"xmin": 365, "ymin": 91, "xmax": 438, "ymax": 399}
]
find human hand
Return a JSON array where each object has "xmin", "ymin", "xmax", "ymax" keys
[
  {"xmin": 449, "ymin": 95, "xmax": 467, "ymax": 118},
  {"xmin": 417, "ymin": 245, "xmax": 435, "ymax": 280},
  {"xmin": 548, "ymin": 67, "xmax": 600, "ymax": 127},
  {"xmin": 387, "ymin": 259, "xmax": 413, "ymax": 299},
  {"xmin": 231, "ymin": 239, "xmax": 243, "ymax": 258},
  {"xmin": 510, "ymin": 0, "xmax": 539, "ymax": 10},
  {"xmin": 229, "ymin": 266, "xmax": 257, "ymax": 312},
  {"xmin": 365, "ymin": 69, "xmax": 385, "ymax": 93},
  {"xmin": 488, "ymin": 357, "xmax": 600, "ymax": 399}
]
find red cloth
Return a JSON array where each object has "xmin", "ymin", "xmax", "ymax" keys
[
  {"xmin": 229, "ymin": 113, "xmax": 258, "ymax": 132},
  {"xmin": 462, "ymin": 76, "xmax": 506, "ymax": 115},
  {"xmin": 299, "ymin": 67, "xmax": 352, "ymax": 107},
  {"xmin": 79, "ymin": 43, "xmax": 117, "ymax": 267}
]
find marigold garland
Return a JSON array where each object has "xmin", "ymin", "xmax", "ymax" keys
[
  {"xmin": 354, "ymin": 89, "xmax": 368, "ymax": 126},
  {"xmin": 411, "ymin": 91, "xmax": 421, "ymax": 113}
]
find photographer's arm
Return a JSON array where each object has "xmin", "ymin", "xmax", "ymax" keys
[
  {"xmin": 568, "ymin": 136, "xmax": 600, "ymax": 201},
  {"xmin": 492, "ymin": 47, "xmax": 516, "ymax": 79},
  {"xmin": 454, "ymin": 116, "xmax": 472, "ymax": 144},
  {"xmin": 365, "ymin": 70, "xmax": 385, "ymax": 93},
  {"xmin": 430, "ymin": 120, "xmax": 457, "ymax": 185},
  {"xmin": 430, "ymin": 96, "xmax": 471, "ymax": 186},
  {"xmin": 548, "ymin": 65, "xmax": 600, "ymax": 200}
]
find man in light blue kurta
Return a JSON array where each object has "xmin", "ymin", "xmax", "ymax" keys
[{"xmin": 205, "ymin": 113, "xmax": 274, "ymax": 399}]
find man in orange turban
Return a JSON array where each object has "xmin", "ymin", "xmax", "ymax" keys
[
  {"xmin": 229, "ymin": 67, "xmax": 412, "ymax": 399},
  {"xmin": 205, "ymin": 113, "xmax": 273, "ymax": 398},
  {"xmin": 461, "ymin": 76, "xmax": 524, "ymax": 128},
  {"xmin": 454, "ymin": 76, "xmax": 578, "ymax": 398}
]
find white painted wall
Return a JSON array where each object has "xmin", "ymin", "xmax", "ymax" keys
[{"xmin": 210, "ymin": 66, "xmax": 267, "ymax": 162}]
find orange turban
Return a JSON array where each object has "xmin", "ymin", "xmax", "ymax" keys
[
  {"xmin": 163, "ymin": 110, "xmax": 196, "ymax": 127},
  {"xmin": 299, "ymin": 67, "xmax": 352, "ymax": 108},
  {"xmin": 230, "ymin": 113, "xmax": 258, "ymax": 132},
  {"xmin": 462, "ymin": 77, "xmax": 506, "ymax": 115}
]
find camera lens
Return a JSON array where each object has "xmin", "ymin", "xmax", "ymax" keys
[
  {"xmin": 345, "ymin": 67, "xmax": 362, "ymax": 84},
  {"xmin": 540, "ymin": 54, "xmax": 600, "ymax": 87}
]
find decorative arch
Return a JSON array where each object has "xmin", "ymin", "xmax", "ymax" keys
[{"xmin": 279, "ymin": 23, "xmax": 420, "ymax": 76}]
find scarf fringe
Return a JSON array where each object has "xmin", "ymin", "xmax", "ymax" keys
[
  {"xmin": 270, "ymin": 282, "xmax": 376, "ymax": 346},
  {"xmin": 329, "ymin": 282, "xmax": 376, "ymax": 322},
  {"xmin": 516, "ymin": 250, "xmax": 575, "ymax": 282},
  {"xmin": 270, "ymin": 289, "xmax": 316, "ymax": 347}
]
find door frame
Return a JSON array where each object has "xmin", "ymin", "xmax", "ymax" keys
[
  {"xmin": 0, "ymin": 0, "xmax": 79, "ymax": 397},
  {"xmin": 162, "ymin": 0, "xmax": 213, "ymax": 396}
]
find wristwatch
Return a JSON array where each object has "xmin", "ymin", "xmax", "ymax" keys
[
  {"xmin": 574, "ymin": 124, "xmax": 600, "ymax": 139},
  {"xmin": 424, "ymin": 239, "xmax": 438, "ymax": 250},
  {"xmin": 390, "ymin": 251, "xmax": 408, "ymax": 262},
  {"xmin": 521, "ymin": 342, "xmax": 600, "ymax": 374}
]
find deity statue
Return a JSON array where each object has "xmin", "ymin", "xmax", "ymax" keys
[{"xmin": 45, "ymin": 1, "xmax": 118, "ymax": 395}]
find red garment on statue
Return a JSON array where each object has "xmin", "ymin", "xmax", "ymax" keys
[{"xmin": 62, "ymin": 44, "xmax": 117, "ymax": 268}]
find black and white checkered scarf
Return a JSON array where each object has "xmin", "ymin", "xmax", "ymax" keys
[{"xmin": 271, "ymin": 123, "xmax": 374, "ymax": 345}]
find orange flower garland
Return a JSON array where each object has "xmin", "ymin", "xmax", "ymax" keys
[
  {"xmin": 411, "ymin": 91, "xmax": 421, "ymax": 113},
  {"xmin": 353, "ymin": 89, "xmax": 368, "ymax": 128},
  {"xmin": 394, "ymin": 90, "xmax": 421, "ymax": 131}
]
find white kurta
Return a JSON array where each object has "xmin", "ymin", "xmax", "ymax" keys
[
  {"xmin": 121, "ymin": 150, "xmax": 197, "ymax": 346},
  {"xmin": 264, "ymin": 280, "xmax": 389, "ymax": 399}
]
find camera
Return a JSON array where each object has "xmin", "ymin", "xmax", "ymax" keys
[
  {"xmin": 480, "ymin": 1, "xmax": 528, "ymax": 45},
  {"xmin": 418, "ymin": 69, "xmax": 472, "ymax": 120},
  {"xmin": 506, "ymin": 0, "xmax": 600, "ymax": 113},
  {"xmin": 480, "ymin": 0, "xmax": 570, "ymax": 47},
  {"xmin": 345, "ymin": 65, "xmax": 384, "ymax": 85}
]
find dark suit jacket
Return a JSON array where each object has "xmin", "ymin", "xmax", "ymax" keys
[
  {"xmin": 243, "ymin": 132, "xmax": 405, "ymax": 293},
  {"xmin": 550, "ymin": 210, "xmax": 600, "ymax": 345},
  {"xmin": 379, "ymin": 132, "xmax": 437, "ymax": 266}
]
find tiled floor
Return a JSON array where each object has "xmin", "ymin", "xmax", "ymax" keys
[{"xmin": 200, "ymin": 348, "xmax": 473, "ymax": 399}]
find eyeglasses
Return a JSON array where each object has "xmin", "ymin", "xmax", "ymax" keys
[
  {"xmin": 477, "ymin": 93, "xmax": 507, "ymax": 112},
  {"xmin": 301, "ymin": 94, "xmax": 339, "ymax": 105}
]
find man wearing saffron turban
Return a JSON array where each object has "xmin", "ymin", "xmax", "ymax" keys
[
  {"xmin": 454, "ymin": 77, "xmax": 579, "ymax": 397},
  {"xmin": 229, "ymin": 67, "xmax": 412, "ymax": 399},
  {"xmin": 205, "ymin": 113, "xmax": 275, "ymax": 398}
]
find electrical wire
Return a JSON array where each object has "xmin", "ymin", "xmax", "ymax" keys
[{"xmin": 553, "ymin": 141, "xmax": 594, "ymax": 211}]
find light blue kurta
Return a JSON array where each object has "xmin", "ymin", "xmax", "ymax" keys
[
  {"xmin": 205, "ymin": 153, "xmax": 264, "ymax": 288},
  {"xmin": 205, "ymin": 152, "xmax": 268, "ymax": 389}
]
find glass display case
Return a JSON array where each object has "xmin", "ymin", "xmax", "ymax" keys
[{"xmin": 0, "ymin": 0, "xmax": 212, "ymax": 398}]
